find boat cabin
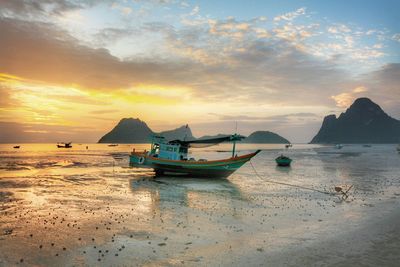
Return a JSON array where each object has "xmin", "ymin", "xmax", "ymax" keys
[
  {"xmin": 150, "ymin": 137, "xmax": 189, "ymax": 160},
  {"xmin": 148, "ymin": 134, "xmax": 246, "ymax": 161}
]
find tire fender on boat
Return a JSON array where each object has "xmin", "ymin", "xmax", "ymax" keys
[{"xmin": 138, "ymin": 157, "xmax": 145, "ymax": 164}]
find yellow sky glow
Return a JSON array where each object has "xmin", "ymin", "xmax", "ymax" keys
[{"xmin": 1, "ymin": 73, "xmax": 217, "ymax": 131}]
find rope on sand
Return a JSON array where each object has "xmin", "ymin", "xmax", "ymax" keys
[{"xmin": 249, "ymin": 160, "xmax": 342, "ymax": 196}]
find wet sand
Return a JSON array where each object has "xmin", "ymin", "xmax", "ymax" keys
[
  {"xmin": 0, "ymin": 144, "xmax": 399, "ymax": 266},
  {"xmin": 210, "ymin": 199, "xmax": 400, "ymax": 267}
]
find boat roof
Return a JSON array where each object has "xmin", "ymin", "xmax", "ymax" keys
[{"xmin": 169, "ymin": 134, "xmax": 245, "ymax": 148}]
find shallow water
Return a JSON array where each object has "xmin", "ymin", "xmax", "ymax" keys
[{"xmin": 0, "ymin": 143, "xmax": 399, "ymax": 266}]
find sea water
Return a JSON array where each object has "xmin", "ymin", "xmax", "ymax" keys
[{"xmin": 0, "ymin": 143, "xmax": 399, "ymax": 266}]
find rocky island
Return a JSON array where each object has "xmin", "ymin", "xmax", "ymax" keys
[
  {"xmin": 98, "ymin": 118, "xmax": 194, "ymax": 143},
  {"xmin": 242, "ymin": 131, "xmax": 290, "ymax": 144},
  {"xmin": 98, "ymin": 118, "xmax": 290, "ymax": 144},
  {"xmin": 311, "ymin": 98, "xmax": 400, "ymax": 144}
]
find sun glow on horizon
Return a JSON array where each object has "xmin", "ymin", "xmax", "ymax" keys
[{"xmin": 0, "ymin": 72, "xmax": 230, "ymax": 133}]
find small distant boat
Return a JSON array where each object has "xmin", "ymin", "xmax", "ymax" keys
[
  {"xmin": 275, "ymin": 155, "xmax": 292, "ymax": 167},
  {"xmin": 334, "ymin": 144, "xmax": 343, "ymax": 149},
  {"xmin": 57, "ymin": 142, "xmax": 72, "ymax": 148},
  {"xmin": 363, "ymin": 144, "xmax": 372, "ymax": 147},
  {"xmin": 130, "ymin": 134, "xmax": 260, "ymax": 178},
  {"xmin": 285, "ymin": 143, "xmax": 292, "ymax": 149},
  {"xmin": 13, "ymin": 145, "xmax": 20, "ymax": 149},
  {"xmin": 108, "ymin": 144, "xmax": 119, "ymax": 147}
]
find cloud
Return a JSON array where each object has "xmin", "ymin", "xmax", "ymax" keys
[
  {"xmin": 0, "ymin": 0, "xmax": 103, "ymax": 17},
  {"xmin": 111, "ymin": 2, "xmax": 133, "ymax": 15},
  {"xmin": 331, "ymin": 86, "xmax": 369, "ymax": 108},
  {"xmin": 344, "ymin": 35, "xmax": 354, "ymax": 47},
  {"xmin": 209, "ymin": 112, "xmax": 318, "ymax": 122},
  {"xmin": 353, "ymin": 86, "xmax": 367, "ymax": 93},
  {"xmin": 89, "ymin": 109, "xmax": 120, "ymax": 114},
  {"xmin": 363, "ymin": 63, "xmax": 400, "ymax": 117},
  {"xmin": 302, "ymin": 22, "xmax": 387, "ymax": 67},
  {"xmin": 0, "ymin": 122, "xmax": 29, "ymax": 143},
  {"xmin": 331, "ymin": 93, "xmax": 356, "ymax": 108},
  {"xmin": 1, "ymin": 4, "xmax": 399, "ymax": 137},
  {"xmin": 273, "ymin": 7, "xmax": 306, "ymax": 22},
  {"xmin": 201, "ymin": 112, "xmax": 322, "ymax": 142},
  {"xmin": 0, "ymin": 15, "xmax": 351, "ymax": 107},
  {"xmin": 273, "ymin": 24, "xmax": 316, "ymax": 43},
  {"xmin": 0, "ymin": 121, "xmax": 104, "ymax": 143},
  {"xmin": 0, "ymin": 84, "xmax": 19, "ymax": 108},
  {"xmin": 331, "ymin": 64, "xmax": 400, "ymax": 117},
  {"xmin": 190, "ymin": 117, "xmax": 321, "ymax": 143},
  {"xmin": 392, "ymin": 33, "xmax": 400, "ymax": 42},
  {"xmin": 327, "ymin": 24, "xmax": 351, "ymax": 34},
  {"xmin": 93, "ymin": 27, "xmax": 139, "ymax": 45},
  {"xmin": 208, "ymin": 18, "xmax": 251, "ymax": 39},
  {"xmin": 147, "ymin": 17, "xmax": 350, "ymax": 104},
  {"xmin": 180, "ymin": 1, "xmax": 190, "ymax": 8},
  {"xmin": 0, "ymin": 17, "xmax": 198, "ymax": 91},
  {"xmin": 1, "ymin": 5, "xmax": 390, "ymax": 109},
  {"xmin": 190, "ymin": 5, "xmax": 199, "ymax": 16}
]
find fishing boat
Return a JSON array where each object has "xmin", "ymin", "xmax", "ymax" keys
[
  {"xmin": 129, "ymin": 134, "xmax": 260, "ymax": 178},
  {"xmin": 57, "ymin": 142, "xmax": 72, "ymax": 148},
  {"xmin": 275, "ymin": 155, "xmax": 292, "ymax": 167},
  {"xmin": 13, "ymin": 145, "xmax": 20, "ymax": 149}
]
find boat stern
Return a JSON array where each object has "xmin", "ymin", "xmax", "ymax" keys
[{"xmin": 129, "ymin": 152, "xmax": 152, "ymax": 168}]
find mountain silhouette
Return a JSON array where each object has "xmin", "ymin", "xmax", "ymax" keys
[
  {"xmin": 311, "ymin": 98, "xmax": 400, "ymax": 143},
  {"xmin": 242, "ymin": 131, "xmax": 290, "ymax": 143},
  {"xmin": 98, "ymin": 118, "xmax": 194, "ymax": 143},
  {"xmin": 98, "ymin": 118, "xmax": 153, "ymax": 143},
  {"xmin": 156, "ymin": 125, "xmax": 194, "ymax": 141},
  {"xmin": 99, "ymin": 118, "xmax": 291, "ymax": 144}
]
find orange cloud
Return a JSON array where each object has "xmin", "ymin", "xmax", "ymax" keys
[
  {"xmin": 331, "ymin": 86, "xmax": 369, "ymax": 107},
  {"xmin": 331, "ymin": 93, "xmax": 354, "ymax": 108},
  {"xmin": 353, "ymin": 86, "xmax": 367, "ymax": 93}
]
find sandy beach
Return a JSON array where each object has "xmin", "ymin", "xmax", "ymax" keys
[{"xmin": 1, "ymin": 144, "xmax": 399, "ymax": 266}]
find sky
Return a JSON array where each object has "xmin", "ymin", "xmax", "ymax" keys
[{"xmin": 0, "ymin": 0, "xmax": 399, "ymax": 143}]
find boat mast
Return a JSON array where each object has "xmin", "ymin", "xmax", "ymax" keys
[
  {"xmin": 232, "ymin": 122, "xmax": 238, "ymax": 158},
  {"xmin": 232, "ymin": 139, "xmax": 236, "ymax": 158}
]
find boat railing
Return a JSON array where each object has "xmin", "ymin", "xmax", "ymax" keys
[{"xmin": 131, "ymin": 148, "xmax": 149, "ymax": 155}]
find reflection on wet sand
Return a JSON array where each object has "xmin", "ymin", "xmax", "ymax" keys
[
  {"xmin": 275, "ymin": 165, "xmax": 292, "ymax": 173},
  {"xmin": 315, "ymin": 147, "xmax": 396, "ymax": 194},
  {"xmin": 129, "ymin": 176, "xmax": 245, "ymax": 218}
]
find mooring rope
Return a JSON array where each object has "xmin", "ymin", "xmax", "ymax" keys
[{"xmin": 249, "ymin": 160, "xmax": 336, "ymax": 196}]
